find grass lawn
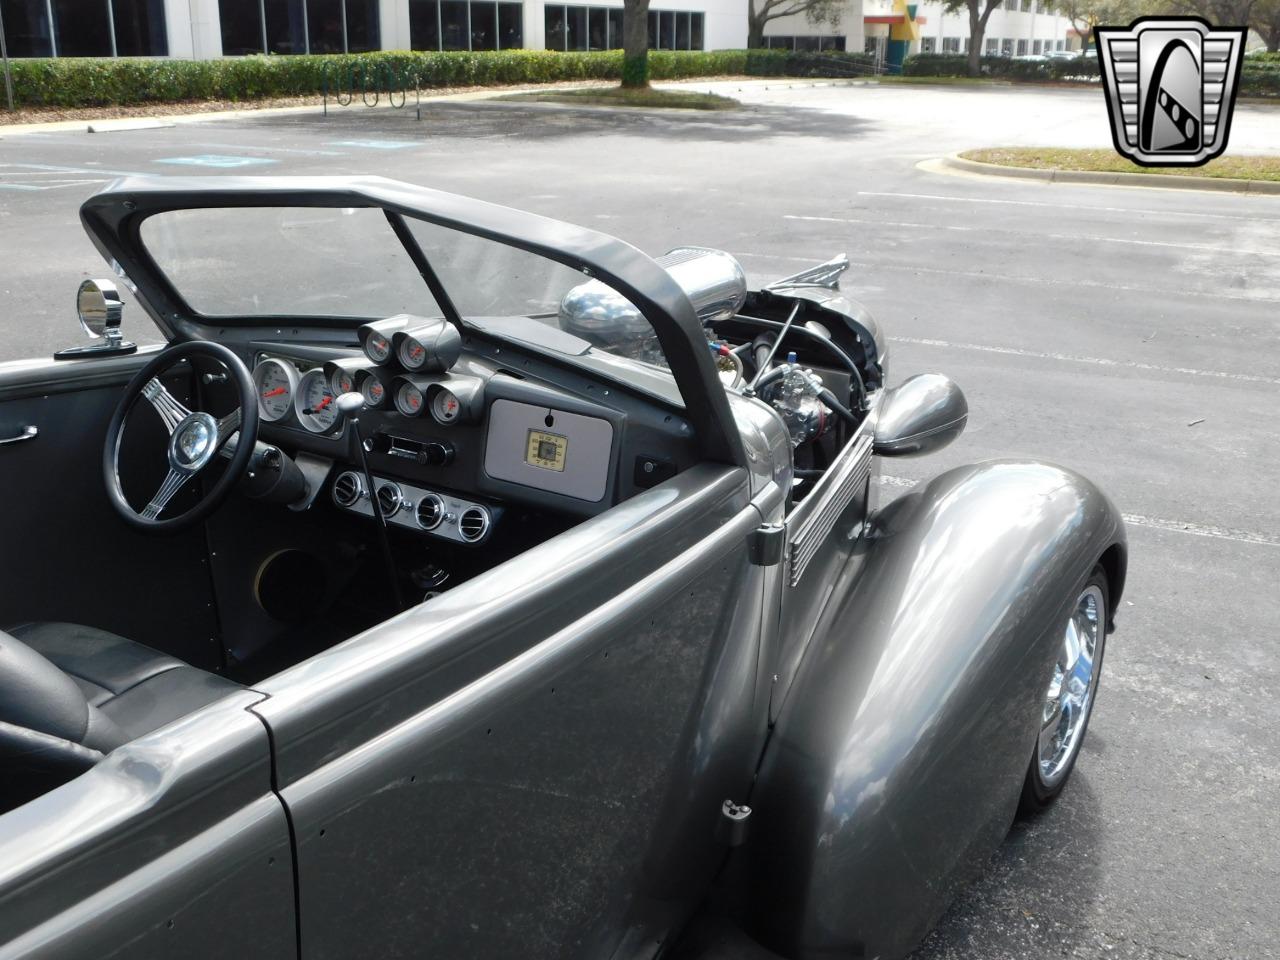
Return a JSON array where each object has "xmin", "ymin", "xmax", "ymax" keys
[
  {"xmin": 499, "ymin": 86, "xmax": 739, "ymax": 110},
  {"xmin": 961, "ymin": 147, "xmax": 1280, "ymax": 182}
]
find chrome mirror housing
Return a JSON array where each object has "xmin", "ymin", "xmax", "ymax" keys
[
  {"xmin": 873, "ymin": 374, "xmax": 968, "ymax": 457},
  {"xmin": 55, "ymin": 278, "xmax": 136, "ymax": 361},
  {"xmin": 77, "ymin": 278, "xmax": 124, "ymax": 339}
]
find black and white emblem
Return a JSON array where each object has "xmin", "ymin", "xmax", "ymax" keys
[{"xmin": 1095, "ymin": 17, "xmax": 1247, "ymax": 167}]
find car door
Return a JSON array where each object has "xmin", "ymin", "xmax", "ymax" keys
[
  {"xmin": 252, "ymin": 464, "xmax": 781, "ymax": 959},
  {"xmin": 0, "ymin": 349, "xmax": 297, "ymax": 959},
  {"xmin": 0, "ymin": 349, "xmax": 221, "ymax": 667}
]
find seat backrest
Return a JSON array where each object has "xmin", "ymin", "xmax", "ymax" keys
[{"xmin": 0, "ymin": 630, "xmax": 108, "ymax": 811}]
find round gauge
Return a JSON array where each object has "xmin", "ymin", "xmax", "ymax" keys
[
  {"xmin": 330, "ymin": 368, "xmax": 356, "ymax": 397},
  {"xmin": 396, "ymin": 381, "xmax": 425, "ymax": 417},
  {"xmin": 398, "ymin": 335, "xmax": 429, "ymax": 371},
  {"xmin": 295, "ymin": 369, "xmax": 340, "ymax": 433},
  {"xmin": 360, "ymin": 374, "xmax": 387, "ymax": 409},
  {"xmin": 365, "ymin": 332, "xmax": 392, "ymax": 364},
  {"xmin": 431, "ymin": 387, "xmax": 462, "ymax": 425},
  {"xmin": 253, "ymin": 358, "xmax": 299, "ymax": 423}
]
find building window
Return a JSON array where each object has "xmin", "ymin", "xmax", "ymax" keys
[
  {"xmin": 942, "ymin": 36, "xmax": 959, "ymax": 53},
  {"xmin": 1001, "ymin": 38, "xmax": 1013, "ymax": 55},
  {"xmin": 920, "ymin": 37, "xmax": 935, "ymax": 53},
  {"xmin": 1032, "ymin": 38, "xmax": 1041, "ymax": 53},
  {"xmin": 413, "ymin": 0, "xmax": 523, "ymax": 50},
  {"xmin": 1057, "ymin": 39, "xmax": 1064, "ymax": 50},
  {"xmin": 985, "ymin": 36, "xmax": 997, "ymax": 54},
  {"xmin": 767, "ymin": 34, "xmax": 845, "ymax": 51},
  {"xmin": 1021, "ymin": 0, "xmax": 1031, "ymax": 11},
  {"xmin": 963, "ymin": 37, "xmax": 969, "ymax": 51},
  {"xmin": 1016, "ymin": 38, "xmax": 1027, "ymax": 55},
  {"xmin": 220, "ymin": 0, "xmax": 378, "ymax": 54},
  {"xmin": 1, "ymin": 0, "xmax": 166, "ymax": 56},
  {"xmin": 543, "ymin": 6, "xmax": 699, "ymax": 51}
]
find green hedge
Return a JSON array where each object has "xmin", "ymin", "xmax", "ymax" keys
[
  {"xmin": 903, "ymin": 51, "xmax": 1280, "ymax": 96},
  {"xmin": 5, "ymin": 49, "xmax": 876, "ymax": 108},
  {"xmin": 903, "ymin": 53, "xmax": 1100, "ymax": 80}
]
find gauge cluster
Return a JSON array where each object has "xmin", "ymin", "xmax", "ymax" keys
[{"xmin": 251, "ymin": 354, "xmax": 345, "ymax": 436}]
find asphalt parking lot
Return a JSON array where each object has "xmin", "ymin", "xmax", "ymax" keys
[{"xmin": 1, "ymin": 81, "xmax": 1278, "ymax": 959}]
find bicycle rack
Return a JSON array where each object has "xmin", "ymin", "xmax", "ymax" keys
[{"xmin": 323, "ymin": 62, "xmax": 422, "ymax": 119}]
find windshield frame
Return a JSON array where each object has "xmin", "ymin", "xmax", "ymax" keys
[{"xmin": 79, "ymin": 175, "xmax": 746, "ymax": 467}]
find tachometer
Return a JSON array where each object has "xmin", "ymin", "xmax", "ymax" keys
[
  {"xmin": 431, "ymin": 387, "xmax": 462, "ymax": 425},
  {"xmin": 253, "ymin": 358, "xmax": 299, "ymax": 423},
  {"xmin": 296, "ymin": 369, "xmax": 340, "ymax": 433},
  {"xmin": 396, "ymin": 381, "xmax": 425, "ymax": 417}
]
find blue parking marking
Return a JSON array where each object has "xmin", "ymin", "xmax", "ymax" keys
[
  {"xmin": 155, "ymin": 155, "xmax": 279, "ymax": 168},
  {"xmin": 327, "ymin": 139, "xmax": 417, "ymax": 150}
]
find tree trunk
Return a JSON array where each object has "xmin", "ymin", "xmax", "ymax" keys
[
  {"xmin": 748, "ymin": 13, "xmax": 766, "ymax": 49},
  {"xmin": 967, "ymin": 5, "xmax": 984, "ymax": 77},
  {"xmin": 622, "ymin": 0, "xmax": 651, "ymax": 89}
]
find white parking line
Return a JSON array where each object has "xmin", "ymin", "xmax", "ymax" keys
[
  {"xmin": 877, "ymin": 476, "xmax": 1280, "ymax": 547},
  {"xmin": 734, "ymin": 252, "xmax": 1280, "ymax": 306},
  {"xmin": 855, "ymin": 190, "xmax": 1280, "ymax": 223},
  {"xmin": 889, "ymin": 335, "xmax": 1280, "ymax": 387},
  {"xmin": 783, "ymin": 214, "xmax": 1261, "ymax": 255}
]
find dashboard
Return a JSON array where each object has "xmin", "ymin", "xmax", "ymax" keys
[{"xmin": 242, "ymin": 314, "xmax": 695, "ymax": 549}]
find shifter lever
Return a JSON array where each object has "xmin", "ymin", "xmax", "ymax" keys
[{"xmin": 337, "ymin": 392, "xmax": 406, "ymax": 612}]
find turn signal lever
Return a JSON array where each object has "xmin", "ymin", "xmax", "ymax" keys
[{"xmin": 337, "ymin": 392, "xmax": 406, "ymax": 612}]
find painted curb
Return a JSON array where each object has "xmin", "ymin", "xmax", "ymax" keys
[{"xmin": 942, "ymin": 152, "xmax": 1280, "ymax": 196}]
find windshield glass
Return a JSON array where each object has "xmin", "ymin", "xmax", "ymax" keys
[
  {"xmin": 139, "ymin": 205, "xmax": 675, "ymax": 376},
  {"xmin": 140, "ymin": 207, "xmax": 443, "ymax": 319}
]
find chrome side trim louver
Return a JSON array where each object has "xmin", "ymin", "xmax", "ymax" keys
[{"xmin": 788, "ymin": 435, "xmax": 873, "ymax": 587}]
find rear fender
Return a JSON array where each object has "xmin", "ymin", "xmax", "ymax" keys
[{"xmin": 746, "ymin": 460, "xmax": 1127, "ymax": 960}]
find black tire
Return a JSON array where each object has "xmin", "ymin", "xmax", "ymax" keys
[{"xmin": 1018, "ymin": 564, "xmax": 1109, "ymax": 816}]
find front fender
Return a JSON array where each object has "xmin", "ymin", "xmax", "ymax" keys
[{"xmin": 746, "ymin": 460, "xmax": 1127, "ymax": 960}]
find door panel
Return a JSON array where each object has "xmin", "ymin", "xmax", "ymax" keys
[
  {"xmin": 0, "ymin": 693, "xmax": 295, "ymax": 959},
  {"xmin": 0, "ymin": 353, "xmax": 220, "ymax": 668},
  {"xmin": 254, "ymin": 465, "xmax": 769, "ymax": 958}
]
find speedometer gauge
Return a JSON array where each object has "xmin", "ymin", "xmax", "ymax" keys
[
  {"xmin": 295, "ymin": 369, "xmax": 340, "ymax": 433},
  {"xmin": 396, "ymin": 381, "xmax": 425, "ymax": 417},
  {"xmin": 253, "ymin": 358, "xmax": 299, "ymax": 423}
]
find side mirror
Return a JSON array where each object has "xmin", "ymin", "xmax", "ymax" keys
[
  {"xmin": 873, "ymin": 374, "xmax": 968, "ymax": 457},
  {"xmin": 55, "ymin": 279, "xmax": 136, "ymax": 360}
]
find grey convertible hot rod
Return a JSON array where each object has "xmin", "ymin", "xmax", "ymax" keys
[{"xmin": 0, "ymin": 178, "xmax": 1126, "ymax": 960}]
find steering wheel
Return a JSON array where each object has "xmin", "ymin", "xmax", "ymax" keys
[{"xmin": 103, "ymin": 341, "xmax": 259, "ymax": 535}]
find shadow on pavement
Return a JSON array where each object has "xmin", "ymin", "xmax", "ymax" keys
[{"xmin": 249, "ymin": 99, "xmax": 876, "ymax": 145}]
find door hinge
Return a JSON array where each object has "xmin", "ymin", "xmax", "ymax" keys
[
  {"xmin": 716, "ymin": 799, "xmax": 752, "ymax": 847},
  {"xmin": 748, "ymin": 523, "xmax": 785, "ymax": 567}
]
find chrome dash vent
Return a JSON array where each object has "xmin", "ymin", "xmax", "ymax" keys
[
  {"xmin": 458, "ymin": 506, "xmax": 491, "ymax": 543},
  {"xmin": 375, "ymin": 483, "xmax": 403, "ymax": 518},
  {"xmin": 333, "ymin": 471, "xmax": 363, "ymax": 508},
  {"xmin": 416, "ymin": 493, "xmax": 444, "ymax": 531}
]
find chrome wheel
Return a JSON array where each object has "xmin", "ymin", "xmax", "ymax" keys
[{"xmin": 1036, "ymin": 583, "xmax": 1105, "ymax": 788}]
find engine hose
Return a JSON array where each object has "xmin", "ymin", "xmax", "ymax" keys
[
  {"xmin": 734, "ymin": 313, "xmax": 867, "ymax": 411},
  {"xmin": 818, "ymin": 387, "xmax": 860, "ymax": 426}
]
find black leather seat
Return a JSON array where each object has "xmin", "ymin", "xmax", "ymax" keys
[{"xmin": 0, "ymin": 622, "xmax": 241, "ymax": 810}]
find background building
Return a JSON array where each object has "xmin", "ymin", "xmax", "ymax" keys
[{"xmin": 0, "ymin": 0, "xmax": 1071, "ymax": 59}]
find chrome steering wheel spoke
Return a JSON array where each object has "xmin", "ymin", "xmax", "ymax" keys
[
  {"xmin": 141, "ymin": 378, "xmax": 192, "ymax": 435},
  {"xmin": 140, "ymin": 468, "xmax": 189, "ymax": 520},
  {"xmin": 215, "ymin": 409, "xmax": 242, "ymax": 453}
]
